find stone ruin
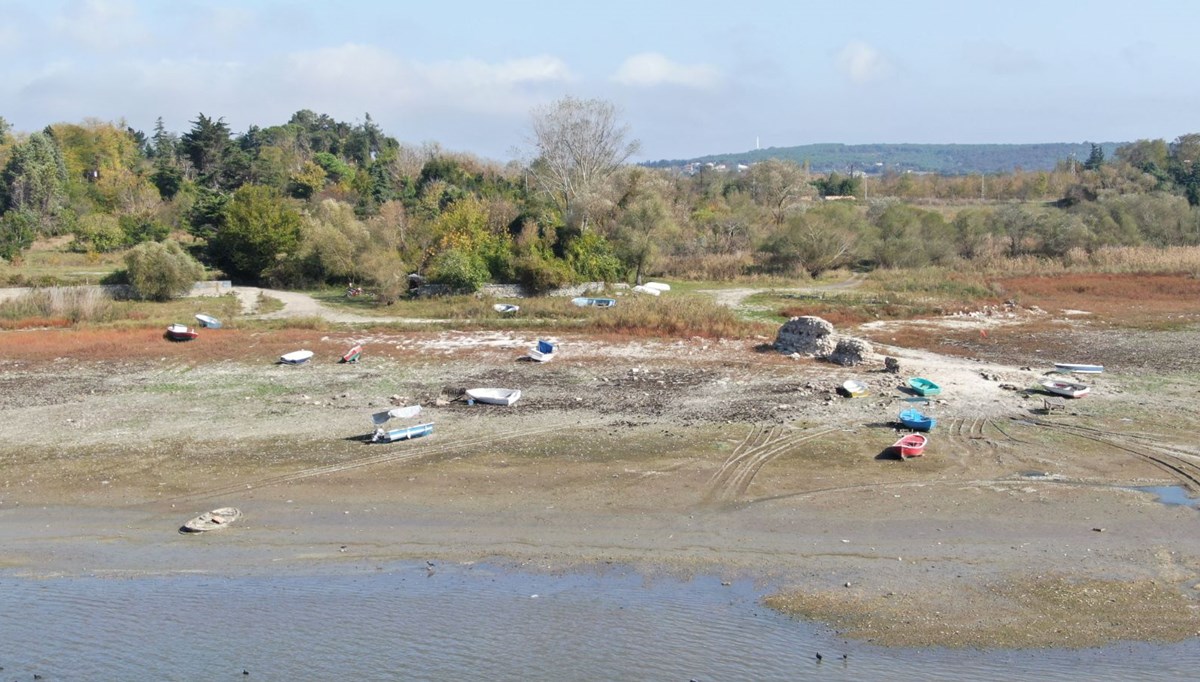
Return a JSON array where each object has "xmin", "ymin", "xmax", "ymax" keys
[{"xmin": 773, "ymin": 315, "xmax": 874, "ymax": 366}]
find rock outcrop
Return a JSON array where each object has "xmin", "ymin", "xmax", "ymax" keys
[{"xmin": 775, "ymin": 315, "xmax": 874, "ymax": 366}]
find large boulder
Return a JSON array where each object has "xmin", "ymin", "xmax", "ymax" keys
[
  {"xmin": 829, "ymin": 337, "xmax": 874, "ymax": 366},
  {"xmin": 774, "ymin": 316, "xmax": 837, "ymax": 357}
]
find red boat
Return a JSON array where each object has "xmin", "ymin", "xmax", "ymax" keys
[
  {"xmin": 893, "ymin": 433, "xmax": 928, "ymax": 459},
  {"xmin": 165, "ymin": 323, "xmax": 198, "ymax": 341},
  {"xmin": 341, "ymin": 344, "xmax": 363, "ymax": 363}
]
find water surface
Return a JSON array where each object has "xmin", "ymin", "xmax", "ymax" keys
[{"xmin": 1, "ymin": 564, "xmax": 1197, "ymax": 681}]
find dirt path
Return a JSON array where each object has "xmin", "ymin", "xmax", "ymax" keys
[{"xmin": 700, "ymin": 272, "xmax": 866, "ymax": 307}]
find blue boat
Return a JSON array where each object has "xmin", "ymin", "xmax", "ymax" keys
[
  {"xmin": 571, "ymin": 297, "xmax": 617, "ymax": 308},
  {"xmin": 907, "ymin": 377, "xmax": 941, "ymax": 396},
  {"xmin": 899, "ymin": 408, "xmax": 936, "ymax": 432},
  {"xmin": 373, "ymin": 422, "xmax": 433, "ymax": 443}
]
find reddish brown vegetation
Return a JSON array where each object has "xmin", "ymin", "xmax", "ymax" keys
[{"xmin": 994, "ymin": 273, "xmax": 1200, "ymax": 324}]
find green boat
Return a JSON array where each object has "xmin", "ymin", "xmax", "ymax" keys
[{"xmin": 907, "ymin": 377, "xmax": 941, "ymax": 396}]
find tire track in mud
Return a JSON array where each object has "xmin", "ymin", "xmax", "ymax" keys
[
  {"xmin": 705, "ymin": 424, "xmax": 840, "ymax": 504},
  {"xmin": 1021, "ymin": 418, "xmax": 1200, "ymax": 490},
  {"xmin": 157, "ymin": 417, "xmax": 610, "ymax": 505}
]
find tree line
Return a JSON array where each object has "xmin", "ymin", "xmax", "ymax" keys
[{"xmin": 2, "ymin": 105, "xmax": 1200, "ymax": 300}]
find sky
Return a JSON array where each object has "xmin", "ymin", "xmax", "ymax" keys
[{"xmin": 2, "ymin": 0, "xmax": 1199, "ymax": 162}]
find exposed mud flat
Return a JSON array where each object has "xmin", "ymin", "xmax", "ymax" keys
[{"xmin": 1, "ymin": 318, "xmax": 1199, "ymax": 648}]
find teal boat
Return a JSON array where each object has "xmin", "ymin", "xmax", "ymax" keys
[
  {"xmin": 907, "ymin": 377, "xmax": 941, "ymax": 396},
  {"xmin": 899, "ymin": 408, "xmax": 936, "ymax": 432}
]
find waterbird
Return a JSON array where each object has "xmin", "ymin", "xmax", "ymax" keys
[{"xmin": 815, "ymin": 652, "xmax": 823, "ymax": 662}]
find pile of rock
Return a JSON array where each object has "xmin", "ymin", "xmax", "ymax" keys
[{"xmin": 774, "ymin": 315, "xmax": 874, "ymax": 366}]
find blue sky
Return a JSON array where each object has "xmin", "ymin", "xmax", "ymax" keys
[{"xmin": 2, "ymin": 0, "xmax": 1198, "ymax": 161}]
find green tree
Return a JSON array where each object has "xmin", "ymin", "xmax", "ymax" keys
[
  {"xmin": 124, "ymin": 240, "xmax": 206, "ymax": 300},
  {"xmin": 180, "ymin": 113, "xmax": 232, "ymax": 188},
  {"xmin": 208, "ymin": 185, "xmax": 302, "ymax": 281},
  {"xmin": 1, "ymin": 131, "xmax": 70, "ymax": 230},
  {"xmin": 1083, "ymin": 143, "xmax": 1105, "ymax": 171}
]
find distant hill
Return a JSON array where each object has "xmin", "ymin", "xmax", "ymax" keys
[{"xmin": 645, "ymin": 142, "xmax": 1126, "ymax": 175}]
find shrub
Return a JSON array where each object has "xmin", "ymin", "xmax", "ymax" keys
[
  {"xmin": 427, "ymin": 247, "xmax": 490, "ymax": 292},
  {"xmin": 124, "ymin": 240, "xmax": 206, "ymax": 301}
]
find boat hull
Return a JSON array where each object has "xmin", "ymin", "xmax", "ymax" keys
[
  {"xmin": 1040, "ymin": 378, "xmax": 1090, "ymax": 398},
  {"xmin": 893, "ymin": 434, "xmax": 928, "ymax": 459},
  {"xmin": 466, "ymin": 388, "xmax": 522, "ymax": 406},
  {"xmin": 181, "ymin": 507, "xmax": 241, "ymax": 533},
  {"xmin": 194, "ymin": 314, "xmax": 222, "ymax": 329},
  {"xmin": 1054, "ymin": 363, "xmax": 1104, "ymax": 374},
  {"xmin": 842, "ymin": 380, "xmax": 867, "ymax": 397},
  {"xmin": 341, "ymin": 345, "xmax": 363, "ymax": 363},
  {"xmin": 166, "ymin": 324, "xmax": 198, "ymax": 341},
  {"xmin": 907, "ymin": 377, "xmax": 941, "ymax": 396},
  {"xmin": 374, "ymin": 423, "xmax": 433, "ymax": 442},
  {"xmin": 899, "ymin": 409, "xmax": 936, "ymax": 432},
  {"xmin": 280, "ymin": 350, "xmax": 314, "ymax": 364}
]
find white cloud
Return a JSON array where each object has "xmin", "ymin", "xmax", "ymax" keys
[
  {"xmin": 835, "ymin": 41, "xmax": 893, "ymax": 84},
  {"xmin": 54, "ymin": 0, "xmax": 148, "ymax": 51},
  {"xmin": 611, "ymin": 52, "xmax": 721, "ymax": 89}
]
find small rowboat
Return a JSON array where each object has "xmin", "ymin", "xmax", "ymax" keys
[
  {"xmin": 907, "ymin": 377, "xmax": 941, "ymax": 396},
  {"xmin": 1039, "ymin": 377, "xmax": 1090, "ymax": 398},
  {"xmin": 528, "ymin": 339, "xmax": 556, "ymax": 362},
  {"xmin": 493, "ymin": 303, "xmax": 520, "ymax": 314},
  {"xmin": 571, "ymin": 297, "xmax": 616, "ymax": 308},
  {"xmin": 466, "ymin": 388, "xmax": 522, "ymax": 406},
  {"xmin": 279, "ymin": 349, "xmax": 314, "ymax": 365},
  {"xmin": 644, "ymin": 282, "xmax": 671, "ymax": 292},
  {"xmin": 899, "ymin": 408, "xmax": 936, "ymax": 432},
  {"xmin": 373, "ymin": 422, "xmax": 433, "ymax": 443},
  {"xmin": 632, "ymin": 285, "xmax": 661, "ymax": 296},
  {"xmin": 372, "ymin": 405, "xmax": 422, "ymax": 425},
  {"xmin": 181, "ymin": 507, "xmax": 241, "ymax": 533},
  {"xmin": 194, "ymin": 313, "xmax": 222, "ymax": 328},
  {"xmin": 893, "ymin": 433, "xmax": 928, "ymax": 459},
  {"xmin": 1054, "ymin": 363, "xmax": 1104, "ymax": 374},
  {"xmin": 166, "ymin": 323, "xmax": 198, "ymax": 341},
  {"xmin": 341, "ymin": 344, "xmax": 363, "ymax": 363},
  {"xmin": 841, "ymin": 379, "xmax": 867, "ymax": 397}
]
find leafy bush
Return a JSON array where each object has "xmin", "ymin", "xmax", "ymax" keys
[
  {"xmin": 515, "ymin": 252, "xmax": 574, "ymax": 293},
  {"xmin": 73, "ymin": 213, "xmax": 126, "ymax": 252},
  {"xmin": 124, "ymin": 240, "xmax": 206, "ymax": 301},
  {"xmin": 427, "ymin": 247, "xmax": 490, "ymax": 292},
  {"xmin": 0, "ymin": 209, "xmax": 37, "ymax": 262}
]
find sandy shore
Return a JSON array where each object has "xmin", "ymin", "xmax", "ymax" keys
[{"xmin": 2, "ymin": 321, "xmax": 1199, "ymax": 648}]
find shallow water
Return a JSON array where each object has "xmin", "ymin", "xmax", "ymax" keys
[
  {"xmin": 1133, "ymin": 485, "xmax": 1198, "ymax": 507},
  {"xmin": 2, "ymin": 564, "xmax": 1199, "ymax": 681}
]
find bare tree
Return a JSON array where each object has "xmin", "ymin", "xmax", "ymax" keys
[{"xmin": 527, "ymin": 96, "xmax": 640, "ymax": 228}]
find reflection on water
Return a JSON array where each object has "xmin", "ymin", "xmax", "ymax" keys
[{"xmin": 1, "ymin": 564, "xmax": 1199, "ymax": 681}]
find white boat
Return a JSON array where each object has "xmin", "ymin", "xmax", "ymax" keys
[
  {"xmin": 644, "ymin": 282, "xmax": 670, "ymax": 292},
  {"xmin": 194, "ymin": 313, "xmax": 222, "ymax": 328},
  {"xmin": 1039, "ymin": 377, "xmax": 1090, "ymax": 398},
  {"xmin": 841, "ymin": 379, "xmax": 867, "ymax": 397},
  {"xmin": 466, "ymin": 388, "xmax": 522, "ymax": 406},
  {"xmin": 181, "ymin": 507, "xmax": 241, "ymax": 533},
  {"xmin": 1054, "ymin": 363, "xmax": 1104, "ymax": 374},
  {"xmin": 373, "ymin": 422, "xmax": 433, "ymax": 443},
  {"xmin": 632, "ymin": 285, "xmax": 661, "ymax": 296},
  {"xmin": 371, "ymin": 405, "xmax": 422, "ymax": 425},
  {"xmin": 527, "ymin": 339, "xmax": 556, "ymax": 362},
  {"xmin": 493, "ymin": 303, "xmax": 520, "ymax": 314},
  {"xmin": 279, "ymin": 349, "xmax": 314, "ymax": 365}
]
